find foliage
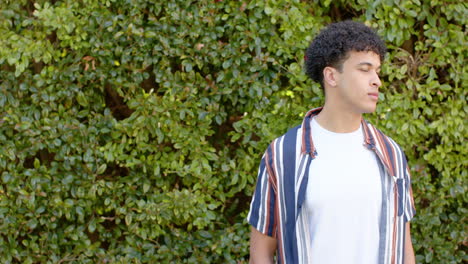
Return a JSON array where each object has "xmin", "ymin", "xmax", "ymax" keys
[{"xmin": 0, "ymin": 0, "xmax": 466, "ymax": 263}]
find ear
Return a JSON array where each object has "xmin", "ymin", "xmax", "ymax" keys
[{"xmin": 323, "ymin": 66, "xmax": 338, "ymax": 87}]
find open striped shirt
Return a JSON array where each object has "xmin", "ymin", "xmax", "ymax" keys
[{"xmin": 247, "ymin": 107, "xmax": 416, "ymax": 264}]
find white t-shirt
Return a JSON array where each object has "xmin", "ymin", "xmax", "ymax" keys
[{"xmin": 304, "ymin": 117, "xmax": 382, "ymax": 263}]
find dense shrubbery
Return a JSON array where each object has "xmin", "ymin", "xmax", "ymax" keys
[{"xmin": 0, "ymin": 0, "xmax": 466, "ymax": 263}]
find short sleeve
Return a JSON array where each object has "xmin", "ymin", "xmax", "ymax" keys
[
  {"xmin": 403, "ymin": 165, "xmax": 416, "ymax": 222},
  {"xmin": 247, "ymin": 152, "xmax": 277, "ymax": 237}
]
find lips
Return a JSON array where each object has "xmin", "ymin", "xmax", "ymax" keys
[{"xmin": 368, "ymin": 92, "xmax": 379, "ymax": 100}]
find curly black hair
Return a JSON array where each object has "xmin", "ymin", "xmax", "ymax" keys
[{"xmin": 304, "ymin": 20, "xmax": 387, "ymax": 88}]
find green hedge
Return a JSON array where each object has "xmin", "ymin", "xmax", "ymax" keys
[{"xmin": 0, "ymin": 0, "xmax": 466, "ymax": 263}]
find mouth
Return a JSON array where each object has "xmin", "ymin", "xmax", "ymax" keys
[{"xmin": 368, "ymin": 92, "xmax": 379, "ymax": 101}]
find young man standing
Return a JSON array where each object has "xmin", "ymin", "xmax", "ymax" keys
[{"xmin": 247, "ymin": 21, "xmax": 416, "ymax": 264}]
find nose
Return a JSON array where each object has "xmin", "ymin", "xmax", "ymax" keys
[{"xmin": 372, "ymin": 72, "xmax": 382, "ymax": 88}]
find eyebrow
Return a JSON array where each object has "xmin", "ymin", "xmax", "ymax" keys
[{"xmin": 357, "ymin": 62, "xmax": 381, "ymax": 70}]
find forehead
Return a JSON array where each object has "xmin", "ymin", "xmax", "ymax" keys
[{"xmin": 344, "ymin": 51, "xmax": 381, "ymax": 67}]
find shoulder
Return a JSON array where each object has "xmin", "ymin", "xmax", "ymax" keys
[
  {"xmin": 364, "ymin": 121, "xmax": 410, "ymax": 178},
  {"xmin": 264, "ymin": 124, "xmax": 302, "ymax": 162},
  {"xmin": 364, "ymin": 120, "xmax": 405, "ymax": 152}
]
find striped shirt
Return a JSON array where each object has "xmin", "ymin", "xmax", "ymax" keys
[{"xmin": 247, "ymin": 107, "xmax": 416, "ymax": 264}]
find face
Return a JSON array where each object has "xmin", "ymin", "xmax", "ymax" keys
[{"xmin": 328, "ymin": 51, "xmax": 382, "ymax": 114}]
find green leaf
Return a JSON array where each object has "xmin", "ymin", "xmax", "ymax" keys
[
  {"xmin": 125, "ymin": 214, "xmax": 132, "ymax": 226},
  {"xmin": 76, "ymin": 92, "xmax": 88, "ymax": 107},
  {"xmin": 97, "ymin": 164, "xmax": 107, "ymax": 174}
]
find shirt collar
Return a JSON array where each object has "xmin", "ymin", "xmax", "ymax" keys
[{"xmin": 301, "ymin": 107, "xmax": 377, "ymax": 159}]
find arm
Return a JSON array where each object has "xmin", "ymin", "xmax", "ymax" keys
[
  {"xmin": 249, "ymin": 226, "xmax": 277, "ymax": 264},
  {"xmin": 404, "ymin": 222, "xmax": 416, "ymax": 264}
]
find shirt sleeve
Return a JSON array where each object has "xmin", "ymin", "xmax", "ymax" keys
[
  {"xmin": 247, "ymin": 151, "xmax": 277, "ymax": 237},
  {"xmin": 404, "ymin": 165, "xmax": 416, "ymax": 222}
]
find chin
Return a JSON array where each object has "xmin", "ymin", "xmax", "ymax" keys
[{"xmin": 362, "ymin": 106, "xmax": 377, "ymax": 113}]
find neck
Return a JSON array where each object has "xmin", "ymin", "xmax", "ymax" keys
[{"xmin": 315, "ymin": 103, "xmax": 363, "ymax": 133}]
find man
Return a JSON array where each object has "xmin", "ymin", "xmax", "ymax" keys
[{"xmin": 247, "ymin": 21, "xmax": 416, "ymax": 264}]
